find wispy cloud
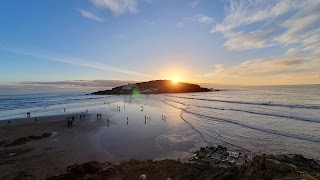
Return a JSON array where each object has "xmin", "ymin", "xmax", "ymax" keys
[
  {"xmin": 212, "ymin": 0, "xmax": 320, "ymax": 51},
  {"xmin": 0, "ymin": 80, "xmax": 138, "ymax": 93},
  {"xmin": 189, "ymin": 0, "xmax": 200, "ymax": 8},
  {"xmin": 205, "ymin": 0, "xmax": 320, "ymax": 85},
  {"xmin": 78, "ymin": 9, "xmax": 104, "ymax": 22},
  {"xmin": 203, "ymin": 52, "xmax": 320, "ymax": 85},
  {"xmin": 177, "ymin": 14, "xmax": 214, "ymax": 28},
  {"xmin": 197, "ymin": 14, "xmax": 214, "ymax": 24},
  {"xmin": 90, "ymin": 0, "xmax": 148, "ymax": 15},
  {"xmin": 0, "ymin": 47, "xmax": 157, "ymax": 79}
]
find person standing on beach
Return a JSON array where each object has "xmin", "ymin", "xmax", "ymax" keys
[{"xmin": 71, "ymin": 116, "xmax": 75, "ymax": 126}]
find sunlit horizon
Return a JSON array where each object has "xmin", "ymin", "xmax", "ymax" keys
[{"xmin": 0, "ymin": 0, "xmax": 319, "ymax": 88}]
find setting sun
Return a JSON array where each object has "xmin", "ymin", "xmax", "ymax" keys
[{"xmin": 172, "ymin": 77, "xmax": 180, "ymax": 82}]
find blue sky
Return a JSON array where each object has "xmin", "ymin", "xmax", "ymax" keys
[{"xmin": 0, "ymin": 0, "xmax": 319, "ymax": 91}]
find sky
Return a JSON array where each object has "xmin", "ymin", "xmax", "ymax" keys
[{"xmin": 0, "ymin": 0, "xmax": 319, "ymax": 92}]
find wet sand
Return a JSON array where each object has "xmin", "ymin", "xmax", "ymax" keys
[{"xmin": 0, "ymin": 99, "xmax": 204, "ymax": 179}]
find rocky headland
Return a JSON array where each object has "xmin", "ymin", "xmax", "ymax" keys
[
  {"xmin": 91, "ymin": 80, "xmax": 213, "ymax": 95},
  {"xmin": 48, "ymin": 145, "xmax": 320, "ymax": 180}
]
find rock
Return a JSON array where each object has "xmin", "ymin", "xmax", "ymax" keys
[
  {"xmin": 6, "ymin": 137, "xmax": 28, "ymax": 146},
  {"xmin": 292, "ymin": 154, "xmax": 319, "ymax": 169},
  {"xmin": 216, "ymin": 150, "xmax": 229, "ymax": 157},
  {"xmin": 67, "ymin": 161, "xmax": 107, "ymax": 176},
  {"xmin": 5, "ymin": 133, "xmax": 53, "ymax": 147},
  {"xmin": 209, "ymin": 156, "xmax": 221, "ymax": 165},
  {"xmin": 197, "ymin": 151, "xmax": 206, "ymax": 158},
  {"xmin": 229, "ymin": 151, "xmax": 240, "ymax": 159},
  {"xmin": 0, "ymin": 139, "xmax": 8, "ymax": 147},
  {"xmin": 42, "ymin": 133, "xmax": 53, "ymax": 138}
]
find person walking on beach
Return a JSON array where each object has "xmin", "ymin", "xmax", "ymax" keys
[{"xmin": 27, "ymin": 112, "xmax": 30, "ymax": 118}]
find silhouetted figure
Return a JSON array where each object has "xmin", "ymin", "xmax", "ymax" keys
[
  {"xmin": 145, "ymin": 119, "xmax": 146, "ymax": 124},
  {"xmin": 8, "ymin": 120, "xmax": 10, "ymax": 124},
  {"xmin": 64, "ymin": 108, "xmax": 66, "ymax": 112},
  {"xmin": 70, "ymin": 116, "xmax": 74, "ymax": 126},
  {"xmin": 80, "ymin": 115, "xmax": 82, "ymax": 119},
  {"xmin": 34, "ymin": 117, "xmax": 37, "ymax": 122},
  {"xmin": 27, "ymin": 112, "xmax": 31, "ymax": 118},
  {"xmin": 127, "ymin": 117, "xmax": 128, "ymax": 120}
]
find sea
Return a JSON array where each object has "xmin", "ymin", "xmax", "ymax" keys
[{"xmin": 1, "ymin": 84, "xmax": 320, "ymax": 160}]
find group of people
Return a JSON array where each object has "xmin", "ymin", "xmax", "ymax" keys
[
  {"xmin": 96, "ymin": 114, "xmax": 102, "ymax": 118},
  {"xmin": 67, "ymin": 116, "xmax": 75, "ymax": 127}
]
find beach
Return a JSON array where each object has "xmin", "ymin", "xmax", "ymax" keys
[
  {"xmin": 1, "ymin": 85, "xmax": 320, "ymax": 179},
  {"xmin": 0, "ymin": 98, "xmax": 205, "ymax": 179}
]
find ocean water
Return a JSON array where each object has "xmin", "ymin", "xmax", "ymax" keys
[{"xmin": 1, "ymin": 84, "xmax": 320, "ymax": 159}]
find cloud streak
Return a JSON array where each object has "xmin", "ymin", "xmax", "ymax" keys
[
  {"xmin": 0, "ymin": 48, "xmax": 157, "ymax": 79},
  {"xmin": 177, "ymin": 14, "xmax": 214, "ymax": 28},
  {"xmin": 203, "ymin": 53, "xmax": 320, "ymax": 85},
  {"xmin": 90, "ymin": 0, "xmax": 138, "ymax": 15},
  {"xmin": 78, "ymin": 9, "xmax": 104, "ymax": 21},
  {"xmin": 0, "ymin": 80, "xmax": 138, "ymax": 93}
]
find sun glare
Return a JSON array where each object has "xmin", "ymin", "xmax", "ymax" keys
[{"xmin": 172, "ymin": 77, "xmax": 179, "ymax": 82}]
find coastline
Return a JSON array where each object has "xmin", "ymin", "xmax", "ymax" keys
[
  {"xmin": 1, "ymin": 113, "xmax": 320, "ymax": 179},
  {"xmin": 0, "ymin": 103, "xmax": 203, "ymax": 179},
  {"xmin": 1, "ymin": 88, "xmax": 320, "ymax": 179}
]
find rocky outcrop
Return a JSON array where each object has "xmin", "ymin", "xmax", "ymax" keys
[
  {"xmin": 91, "ymin": 80, "xmax": 212, "ymax": 95},
  {"xmin": 47, "ymin": 145, "xmax": 320, "ymax": 180},
  {"xmin": 4, "ymin": 133, "xmax": 53, "ymax": 147},
  {"xmin": 190, "ymin": 145, "xmax": 248, "ymax": 168}
]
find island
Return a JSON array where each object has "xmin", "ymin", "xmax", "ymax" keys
[{"xmin": 91, "ymin": 80, "xmax": 212, "ymax": 95}]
